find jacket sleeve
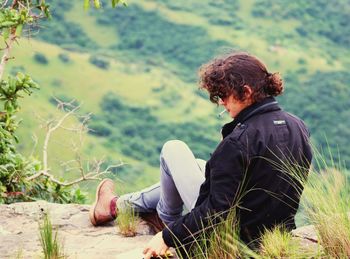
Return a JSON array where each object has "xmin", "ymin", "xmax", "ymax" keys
[{"xmin": 162, "ymin": 139, "xmax": 247, "ymax": 247}]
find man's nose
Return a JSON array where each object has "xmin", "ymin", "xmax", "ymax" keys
[{"xmin": 218, "ymin": 98, "xmax": 225, "ymax": 105}]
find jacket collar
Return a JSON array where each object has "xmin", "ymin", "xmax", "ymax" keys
[{"xmin": 221, "ymin": 97, "xmax": 281, "ymax": 138}]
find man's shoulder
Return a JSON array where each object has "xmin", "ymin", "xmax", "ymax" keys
[{"xmin": 227, "ymin": 110, "xmax": 308, "ymax": 143}]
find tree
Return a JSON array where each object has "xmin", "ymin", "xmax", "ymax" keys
[{"xmin": 0, "ymin": 0, "xmax": 123, "ymax": 204}]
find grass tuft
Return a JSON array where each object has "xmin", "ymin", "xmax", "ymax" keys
[
  {"xmin": 39, "ymin": 213, "xmax": 66, "ymax": 259},
  {"xmin": 260, "ymin": 226, "xmax": 297, "ymax": 258},
  {"xmin": 189, "ymin": 210, "xmax": 259, "ymax": 259},
  {"xmin": 303, "ymin": 168, "xmax": 350, "ymax": 258},
  {"xmin": 260, "ymin": 226, "xmax": 321, "ymax": 258},
  {"xmin": 116, "ymin": 203, "xmax": 139, "ymax": 237}
]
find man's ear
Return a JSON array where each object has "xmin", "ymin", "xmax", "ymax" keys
[{"xmin": 243, "ymin": 85, "xmax": 253, "ymax": 100}]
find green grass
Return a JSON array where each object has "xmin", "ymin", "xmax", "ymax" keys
[
  {"xmin": 66, "ymin": 2, "xmax": 120, "ymax": 48},
  {"xmin": 260, "ymin": 226, "xmax": 322, "ymax": 258},
  {"xmin": 302, "ymin": 168, "xmax": 350, "ymax": 258},
  {"xmin": 116, "ymin": 203, "xmax": 139, "ymax": 237},
  {"xmin": 39, "ymin": 213, "xmax": 66, "ymax": 259}
]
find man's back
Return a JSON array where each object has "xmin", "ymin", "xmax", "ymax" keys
[{"xmin": 233, "ymin": 104, "xmax": 312, "ymax": 241}]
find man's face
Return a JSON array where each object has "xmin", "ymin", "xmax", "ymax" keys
[
  {"xmin": 218, "ymin": 95, "xmax": 247, "ymax": 118},
  {"xmin": 218, "ymin": 86, "xmax": 253, "ymax": 118}
]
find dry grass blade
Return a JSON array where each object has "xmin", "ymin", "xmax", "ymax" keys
[{"xmin": 116, "ymin": 204, "xmax": 139, "ymax": 237}]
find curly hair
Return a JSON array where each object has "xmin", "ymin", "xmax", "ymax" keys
[{"xmin": 198, "ymin": 52, "xmax": 283, "ymax": 104}]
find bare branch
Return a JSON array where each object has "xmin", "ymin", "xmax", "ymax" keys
[
  {"xmin": 27, "ymin": 101, "xmax": 124, "ymax": 187},
  {"xmin": 27, "ymin": 161, "xmax": 125, "ymax": 186},
  {"xmin": 1, "ymin": 0, "xmax": 10, "ymax": 8},
  {"xmin": 30, "ymin": 133, "xmax": 38, "ymax": 157},
  {"xmin": 42, "ymin": 105, "xmax": 80, "ymax": 172}
]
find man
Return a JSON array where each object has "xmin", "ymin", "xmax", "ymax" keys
[{"xmin": 90, "ymin": 52, "xmax": 312, "ymax": 258}]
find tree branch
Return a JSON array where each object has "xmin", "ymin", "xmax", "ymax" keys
[
  {"xmin": 27, "ymin": 162, "xmax": 124, "ymax": 186},
  {"xmin": 0, "ymin": 35, "xmax": 16, "ymax": 81},
  {"xmin": 26, "ymin": 101, "xmax": 124, "ymax": 187},
  {"xmin": 1, "ymin": 0, "xmax": 10, "ymax": 8}
]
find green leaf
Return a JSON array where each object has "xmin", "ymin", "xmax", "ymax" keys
[
  {"xmin": 84, "ymin": 0, "xmax": 90, "ymax": 10},
  {"xmin": 94, "ymin": 0, "xmax": 101, "ymax": 9},
  {"xmin": 2, "ymin": 27, "xmax": 10, "ymax": 41},
  {"xmin": 15, "ymin": 24, "xmax": 23, "ymax": 37},
  {"xmin": 0, "ymin": 21, "xmax": 17, "ymax": 27},
  {"xmin": 111, "ymin": 0, "xmax": 127, "ymax": 8}
]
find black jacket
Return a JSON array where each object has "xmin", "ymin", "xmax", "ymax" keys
[{"xmin": 162, "ymin": 97, "xmax": 312, "ymax": 249}]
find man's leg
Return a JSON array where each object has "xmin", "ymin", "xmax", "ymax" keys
[
  {"xmin": 118, "ymin": 140, "xmax": 205, "ymax": 224},
  {"xmin": 156, "ymin": 140, "xmax": 205, "ymax": 224},
  {"xmin": 117, "ymin": 182, "xmax": 161, "ymax": 213},
  {"xmin": 90, "ymin": 140, "xmax": 205, "ymax": 226}
]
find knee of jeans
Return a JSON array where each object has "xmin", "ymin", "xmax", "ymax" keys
[{"xmin": 161, "ymin": 140, "xmax": 188, "ymax": 160}]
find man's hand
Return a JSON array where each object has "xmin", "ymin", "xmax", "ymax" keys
[{"xmin": 143, "ymin": 231, "xmax": 169, "ymax": 259}]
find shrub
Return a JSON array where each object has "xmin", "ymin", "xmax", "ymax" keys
[
  {"xmin": 34, "ymin": 52, "xmax": 49, "ymax": 64},
  {"xmin": 89, "ymin": 55, "xmax": 110, "ymax": 70},
  {"xmin": 58, "ymin": 53, "xmax": 70, "ymax": 63},
  {"xmin": 297, "ymin": 58, "xmax": 307, "ymax": 65},
  {"xmin": 89, "ymin": 120, "xmax": 112, "ymax": 137}
]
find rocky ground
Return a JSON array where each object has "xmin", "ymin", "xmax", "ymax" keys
[{"xmin": 0, "ymin": 201, "xmax": 319, "ymax": 258}]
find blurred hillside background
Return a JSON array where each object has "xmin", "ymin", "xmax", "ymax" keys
[{"xmin": 5, "ymin": 0, "xmax": 350, "ymax": 206}]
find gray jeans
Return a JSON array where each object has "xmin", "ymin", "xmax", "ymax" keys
[{"xmin": 117, "ymin": 140, "xmax": 206, "ymax": 224}]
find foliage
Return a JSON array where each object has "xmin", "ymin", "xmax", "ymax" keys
[
  {"xmin": 93, "ymin": 4, "xmax": 229, "ymax": 81},
  {"xmin": 0, "ymin": 72, "xmax": 87, "ymax": 204},
  {"xmin": 34, "ymin": 52, "xmax": 49, "ymax": 64},
  {"xmin": 89, "ymin": 93, "xmax": 219, "ymax": 167},
  {"xmin": 39, "ymin": 213, "xmax": 66, "ymax": 259},
  {"xmin": 0, "ymin": 72, "xmax": 38, "ymax": 203},
  {"xmin": 0, "ymin": 1, "xmax": 50, "ymax": 40},
  {"xmin": 57, "ymin": 53, "xmax": 70, "ymax": 63},
  {"xmin": 280, "ymin": 71, "xmax": 350, "ymax": 168},
  {"xmin": 0, "ymin": 1, "xmax": 91, "ymax": 204},
  {"xmin": 36, "ymin": 1, "xmax": 97, "ymax": 50},
  {"xmin": 88, "ymin": 55, "xmax": 110, "ymax": 70},
  {"xmin": 252, "ymin": 0, "xmax": 350, "ymax": 47},
  {"xmin": 36, "ymin": 0, "xmax": 128, "ymax": 49},
  {"xmin": 153, "ymin": 0, "xmax": 244, "ymax": 29}
]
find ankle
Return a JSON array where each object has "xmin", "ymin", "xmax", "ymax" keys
[{"xmin": 110, "ymin": 196, "xmax": 118, "ymax": 218}]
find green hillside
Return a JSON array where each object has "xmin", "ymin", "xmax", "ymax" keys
[{"xmin": 4, "ymin": 0, "xmax": 350, "ymax": 202}]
